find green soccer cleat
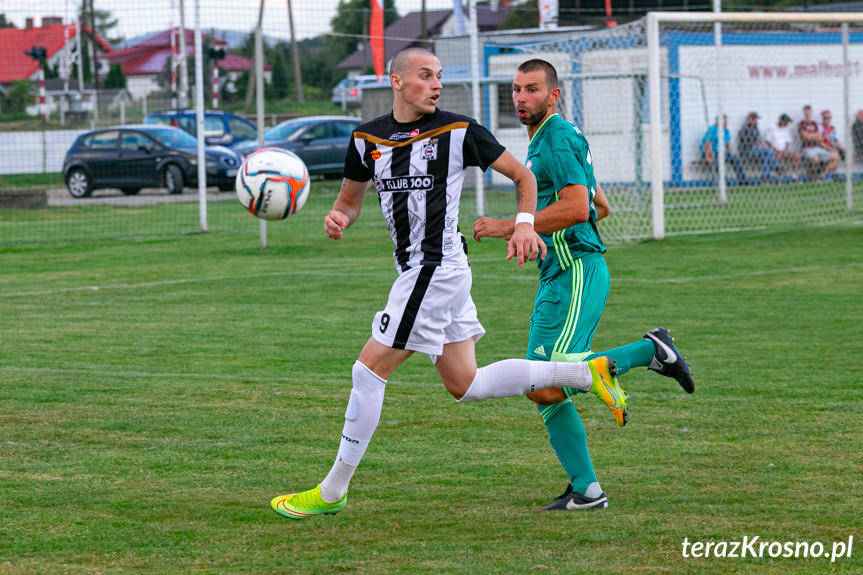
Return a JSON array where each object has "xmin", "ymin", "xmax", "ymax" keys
[
  {"xmin": 588, "ymin": 356, "xmax": 628, "ymax": 427},
  {"xmin": 270, "ymin": 485, "xmax": 347, "ymax": 520}
]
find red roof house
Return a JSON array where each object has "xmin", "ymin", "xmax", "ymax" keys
[
  {"xmin": 104, "ymin": 29, "xmax": 267, "ymax": 100},
  {"xmin": 0, "ymin": 23, "xmax": 111, "ymax": 84}
]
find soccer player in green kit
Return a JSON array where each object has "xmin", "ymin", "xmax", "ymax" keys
[{"xmin": 473, "ymin": 59, "xmax": 695, "ymax": 510}]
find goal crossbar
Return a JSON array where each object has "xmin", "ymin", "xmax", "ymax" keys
[{"xmin": 649, "ymin": 11, "xmax": 863, "ymax": 25}]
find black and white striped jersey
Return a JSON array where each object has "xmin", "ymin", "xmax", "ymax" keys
[{"xmin": 343, "ymin": 109, "xmax": 505, "ymax": 273}]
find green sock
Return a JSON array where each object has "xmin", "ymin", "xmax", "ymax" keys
[
  {"xmin": 587, "ymin": 338, "xmax": 655, "ymax": 377},
  {"xmin": 538, "ymin": 399, "xmax": 597, "ymax": 495}
]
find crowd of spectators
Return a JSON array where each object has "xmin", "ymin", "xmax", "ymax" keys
[{"xmin": 699, "ymin": 105, "xmax": 861, "ymax": 185}]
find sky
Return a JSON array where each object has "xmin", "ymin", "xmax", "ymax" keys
[{"xmin": 1, "ymin": 0, "xmax": 469, "ymax": 43}]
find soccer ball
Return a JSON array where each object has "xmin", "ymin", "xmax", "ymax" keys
[{"xmin": 235, "ymin": 148, "xmax": 310, "ymax": 220}]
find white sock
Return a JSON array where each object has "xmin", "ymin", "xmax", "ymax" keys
[
  {"xmin": 584, "ymin": 481, "xmax": 603, "ymax": 499},
  {"xmin": 319, "ymin": 361, "xmax": 386, "ymax": 501},
  {"xmin": 458, "ymin": 359, "xmax": 592, "ymax": 402},
  {"xmin": 320, "ymin": 458, "xmax": 356, "ymax": 503}
]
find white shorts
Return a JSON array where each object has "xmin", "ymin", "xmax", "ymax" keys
[
  {"xmin": 803, "ymin": 147, "xmax": 834, "ymax": 161},
  {"xmin": 372, "ymin": 265, "xmax": 485, "ymax": 356}
]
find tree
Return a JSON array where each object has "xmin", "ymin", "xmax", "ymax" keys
[
  {"xmin": 74, "ymin": 40, "xmax": 92, "ymax": 84},
  {"xmin": 0, "ymin": 13, "xmax": 16, "ymax": 28},
  {"xmin": 75, "ymin": 3, "xmax": 124, "ymax": 90},
  {"xmin": 77, "ymin": 3, "xmax": 124, "ymax": 46},
  {"xmin": 327, "ymin": 0, "xmax": 398, "ymax": 66},
  {"xmin": 297, "ymin": 37, "xmax": 341, "ymax": 94},
  {"xmin": 104, "ymin": 63, "xmax": 126, "ymax": 90},
  {"xmin": 8, "ymin": 80, "xmax": 33, "ymax": 113},
  {"xmin": 498, "ymin": 0, "xmax": 538, "ymax": 30},
  {"xmin": 271, "ymin": 43, "xmax": 291, "ymax": 99}
]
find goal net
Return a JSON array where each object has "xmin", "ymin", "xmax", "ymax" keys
[{"xmin": 461, "ymin": 13, "xmax": 862, "ymax": 242}]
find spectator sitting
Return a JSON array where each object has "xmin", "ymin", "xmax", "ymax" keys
[
  {"xmin": 853, "ymin": 109, "xmax": 863, "ymax": 161},
  {"xmin": 799, "ymin": 104, "xmax": 839, "ymax": 180},
  {"xmin": 765, "ymin": 113, "xmax": 801, "ymax": 178},
  {"xmin": 738, "ymin": 111, "xmax": 780, "ymax": 182},
  {"xmin": 702, "ymin": 115, "xmax": 748, "ymax": 184},
  {"xmin": 820, "ymin": 109, "xmax": 846, "ymax": 161}
]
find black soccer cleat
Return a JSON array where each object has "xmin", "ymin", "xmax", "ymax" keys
[
  {"xmin": 540, "ymin": 483, "xmax": 608, "ymax": 511},
  {"xmin": 643, "ymin": 327, "xmax": 695, "ymax": 394}
]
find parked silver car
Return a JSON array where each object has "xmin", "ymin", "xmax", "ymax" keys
[{"xmin": 331, "ymin": 75, "xmax": 381, "ymax": 108}]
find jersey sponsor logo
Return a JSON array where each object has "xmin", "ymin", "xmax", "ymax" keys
[
  {"xmin": 421, "ymin": 140, "xmax": 438, "ymax": 160},
  {"xmin": 533, "ymin": 345, "xmax": 546, "ymax": 357},
  {"xmin": 370, "ymin": 150, "xmax": 382, "ymax": 160},
  {"xmin": 389, "ymin": 131, "xmax": 413, "ymax": 140},
  {"xmin": 410, "ymin": 129, "xmax": 420, "ymax": 137},
  {"xmin": 375, "ymin": 175, "xmax": 435, "ymax": 193}
]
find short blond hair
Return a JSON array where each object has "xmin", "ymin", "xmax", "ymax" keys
[{"xmin": 390, "ymin": 47, "xmax": 436, "ymax": 77}]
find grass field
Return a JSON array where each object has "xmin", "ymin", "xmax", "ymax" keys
[
  {"xmin": 1, "ymin": 192, "xmax": 862, "ymax": 574},
  {"xmin": 0, "ymin": 172, "xmax": 63, "ymax": 190}
]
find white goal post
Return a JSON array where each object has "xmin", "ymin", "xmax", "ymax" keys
[{"xmin": 647, "ymin": 11, "xmax": 863, "ymax": 240}]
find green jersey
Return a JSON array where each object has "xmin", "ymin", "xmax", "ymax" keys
[{"xmin": 526, "ymin": 113, "xmax": 605, "ymax": 280}]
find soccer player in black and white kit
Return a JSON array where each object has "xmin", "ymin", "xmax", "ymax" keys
[{"xmin": 270, "ymin": 47, "xmax": 630, "ymax": 520}]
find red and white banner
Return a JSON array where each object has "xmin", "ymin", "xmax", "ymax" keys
[
  {"xmin": 370, "ymin": 0, "xmax": 384, "ymax": 80},
  {"xmin": 38, "ymin": 68, "xmax": 45, "ymax": 122},
  {"xmin": 212, "ymin": 64, "xmax": 220, "ymax": 109}
]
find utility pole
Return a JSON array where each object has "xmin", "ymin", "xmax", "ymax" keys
[
  {"xmin": 87, "ymin": 0, "xmax": 98, "ymax": 89},
  {"xmin": 178, "ymin": 0, "xmax": 189, "ymax": 109},
  {"xmin": 170, "ymin": 0, "xmax": 178, "ymax": 108},
  {"xmin": 421, "ymin": 0, "xmax": 427, "ymax": 41},
  {"xmin": 75, "ymin": 15, "xmax": 84, "ymax": 98},
  {"xmin": 26, "ymin": 46, "xmax": 47, "ymax": 172},
  {"xmin": 362, "ymin": 7, "xmax": 369, "ymax": 72},
  {"xmin": 87, "ymin": 0, "xmax": 99, "ymax": 124},
  {"xmin": 286, "ymin": 0, "xmax": 303, "ymax": 103},
  {"xmin": 244, "ymin": 0, "xmax": 266, "ymax": 112}
]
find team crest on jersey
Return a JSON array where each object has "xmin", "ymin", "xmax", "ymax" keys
[
  {"xmin": 421, "ymin": 139, "xmax": 438, "ymax": 160},
  {"xmin": 370, "ymin": 150, "xmax": 382, "ymax": 160}
]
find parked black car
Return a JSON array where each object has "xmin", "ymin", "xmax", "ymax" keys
[
  {"xmin": 62, "ymin": 125, "xmax": 240, "ymax": 198},
  {"xmin": 144, "ymin": 110, "xmax": 257, "ymax": 148},
  {"xmin": 234, "ymin": 116, "xmax": 361, "ymax": 177}
]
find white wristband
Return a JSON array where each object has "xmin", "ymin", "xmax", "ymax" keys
[{"xmin": 515, "ymin": 212, "xmax": 535, "ymax": 227}]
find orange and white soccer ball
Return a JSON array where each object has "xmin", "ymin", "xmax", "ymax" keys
[{"xmin": 235, "ymin": 148, "xmax": 310, "ymax": 220}]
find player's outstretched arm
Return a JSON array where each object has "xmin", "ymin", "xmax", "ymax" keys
[
  {"xmin": 474, "ymin": 181, "xmax": 605, "ymax": 240},
  {"xmin": 472, "ymin": 216, "xmax": 514, "ymax": 242},
  {"xmin": 488, "ymin": 151, "xmax": 546, "ymax": 267},
  {"xmin": 324, "ymin": 178, "xmax": 368, "ymax": 240}
]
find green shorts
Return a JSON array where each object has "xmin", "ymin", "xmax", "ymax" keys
[{"xmin": 525, "ymin": 252, "xmax": 609, "ymax": 362}]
